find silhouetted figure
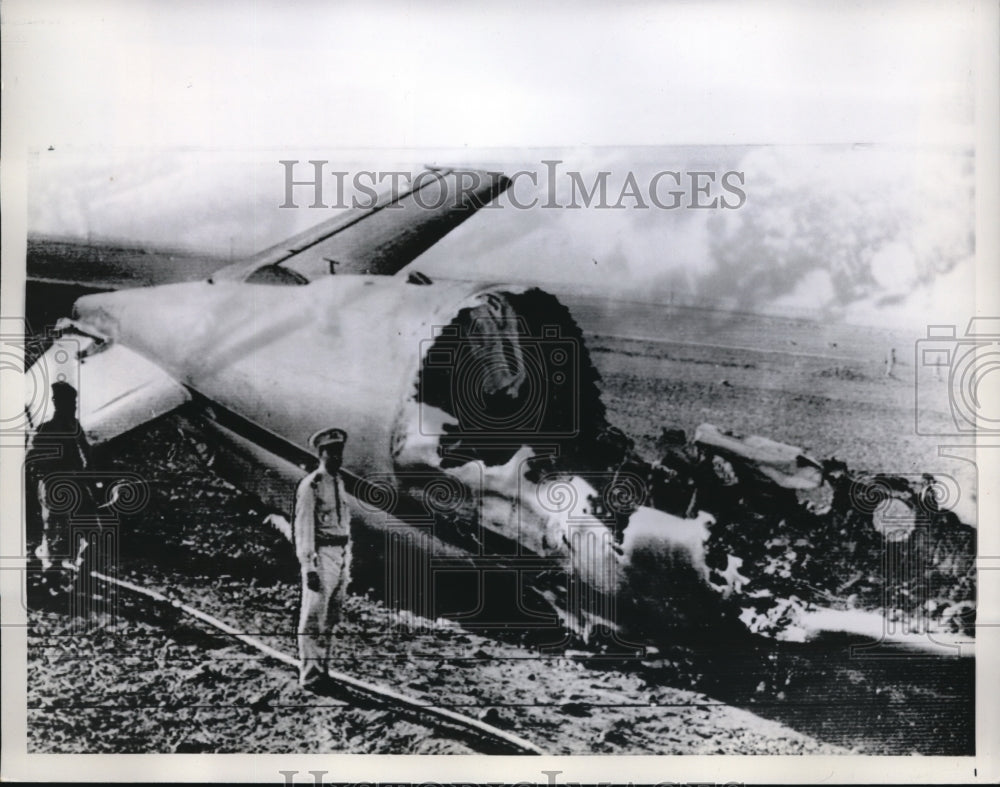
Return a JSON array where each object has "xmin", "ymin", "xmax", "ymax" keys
[
  {"xmin": 885, "ymin": 347, "xmax": 897, "ymax": 379},
  {"xmin": 26, "ymin": 381, "xmax": 92, "ymax": 573}
]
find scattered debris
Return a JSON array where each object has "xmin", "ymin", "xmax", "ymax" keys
[{"xmin": 630, "ymin": 425, "xmax": 974, "ymax": 641}]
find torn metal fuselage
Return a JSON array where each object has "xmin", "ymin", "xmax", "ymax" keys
[{"xmin": 31, "ymin": 275, "xmax": 717, "ymax": 645}]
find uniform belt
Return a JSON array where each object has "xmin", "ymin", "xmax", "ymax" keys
[{"xmin": 315, "ymin": 533, "xmax": 350, "ymax": 547}]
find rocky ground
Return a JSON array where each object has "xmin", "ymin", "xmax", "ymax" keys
[
  {"xmin": 27, "ymin": 415, "xmax": 841, "ymax": 755},
  {"xmin": 28, "ymin": 596, "xmax": 841, "ymax": 755}
]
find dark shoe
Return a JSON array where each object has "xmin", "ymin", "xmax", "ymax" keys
[{"xmin": 300, "ymin": 673, "xmax": 341, "ymax": 696}]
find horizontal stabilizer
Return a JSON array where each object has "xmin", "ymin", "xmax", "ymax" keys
[
  {"xmin": 213, "ymin": 167, "xmax": 512, "ymax": 283},
  {"xmin": 27, "ymin": 330, "xmax": 190, "ymax": 445}
]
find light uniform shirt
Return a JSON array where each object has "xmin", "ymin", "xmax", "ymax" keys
[{"xmin": 294, "ymin": 467, "xmax": 351, "ymax": 566}]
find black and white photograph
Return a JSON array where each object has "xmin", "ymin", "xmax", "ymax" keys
[{"xmin": 2, "ymin": 1, "xmax": 998, "ymax": 783}]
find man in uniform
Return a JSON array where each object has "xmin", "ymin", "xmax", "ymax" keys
[
  {"xmin": 294, "ymin": 427, "xmax": 353, "ymax": 691},
  {"xmin": 26, "ymin": 381, "xmax": 93, "ymax": 575}
]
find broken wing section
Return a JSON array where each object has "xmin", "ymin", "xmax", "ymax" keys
[{"xmin": 27, "ymin": 325, "xmax": 190, "ymax": 445}]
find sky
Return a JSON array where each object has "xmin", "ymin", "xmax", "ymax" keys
[
  {"xmin": 3, "ymin": 0, "xmax": 978, "ymax": 149},
  {"xmin": 3, "ymin": 0, "xmax": 988, "ymax": 328}
]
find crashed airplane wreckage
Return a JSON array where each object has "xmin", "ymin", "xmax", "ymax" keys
[{"xmin": 26, "ymin": 168, "xmax": 975, "ymax": 654}]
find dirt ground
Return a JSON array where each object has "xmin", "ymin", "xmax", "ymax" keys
[{"xmin": 24, "ymin": 301, "xmax": 975, "ymax": 755}]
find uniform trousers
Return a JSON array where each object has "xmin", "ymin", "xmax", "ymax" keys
[{"xmin": 298, "ymin": 542, "xmax": 351, "ymax": 687}]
